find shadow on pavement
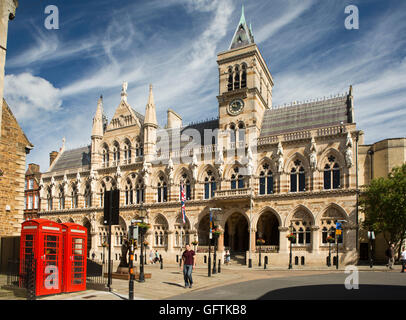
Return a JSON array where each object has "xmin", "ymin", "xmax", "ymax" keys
[
  {"xmin": 163, "ymin": 282, "xmax": 185, "ymax": 288},
  {"xmin": 258, "ymin": 284, "xmax": 406, "ymax": 300}
]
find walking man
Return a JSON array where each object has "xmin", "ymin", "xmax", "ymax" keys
[
  {"xmin": 401, "ymin": 246, "xmax": 406, "ymax": 273},
  {"xmin": 385, "ymin": 243, "xmax": 395, "ymax": 269},
  {"xmin": 180, "ymin": 244, "xmax": 195, "ymax": 288}
]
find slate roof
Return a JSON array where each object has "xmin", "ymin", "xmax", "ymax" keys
[
  {"xmin": 260, "ymin": 96, "xmax": 350, "ymax": 137},
  {"xmin": 49, "ymin": 146, "xmax": 91, "ymax": 172}
]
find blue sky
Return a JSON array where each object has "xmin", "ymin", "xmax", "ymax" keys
[{"xmin": 4, "ymin": 0, "xmax": 406, "ymax": 172}]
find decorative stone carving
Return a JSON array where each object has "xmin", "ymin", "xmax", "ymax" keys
[
  {"xmin": 115, "ymin": 165, "xmax": 122, "ymax": 188},
  {"xmin": 166, "ymin": 157, "xmax": 174, "ymax": 183},
  {"xmin": 309, "ymin": 137, "xmax": 317, "ymax": 171},
  {"xmin": 142, "ymin": 159, "xmax": 151, "ymax": 185},
  {"xmin": 245, "ymin": 146, "xmax": 254, "ymax": 176},
  {"xmin": 190, "ymin": 149, "xmax": 198, "ymax": 182},
  {"xmin": 344, "ymin": 132, "xmax": 353, "ymax": 168},
  {"xmin": 276, "ymin": 141, "xmax": 284, "ymax": 173},
  {"xmin": 215, "ymin": 149, "xmax": 224, "ymax": 179}
]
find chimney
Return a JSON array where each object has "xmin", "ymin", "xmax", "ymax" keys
[
  {"xmin": 49, "ymin": 151, "xmax": 58, "ymax": 166},
  {"xmin": 28, "ymin": 163, "xmax": 40, "ymax": 173}
]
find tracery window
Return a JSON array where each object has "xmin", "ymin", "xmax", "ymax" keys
[
  {"xmin": 259, "ymin": 163, "xmax": 273, "ymax": 195},
  {"xmin": 290, "ymin": 159, "xmax": 306, "ymax": 192}
]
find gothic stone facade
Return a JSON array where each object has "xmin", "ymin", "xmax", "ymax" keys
[{"xmin": 37, "ymin": 10, "xmax": 404, "ymax": 267}]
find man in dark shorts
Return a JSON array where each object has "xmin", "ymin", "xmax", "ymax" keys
[{"xmin": 180, "ymin": 244, "xmax": 195, "ymax": 288}]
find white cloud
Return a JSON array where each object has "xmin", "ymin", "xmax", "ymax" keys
[{"xmin": 4, "ymin": 73, "xmax": 62, "ymax": 120}]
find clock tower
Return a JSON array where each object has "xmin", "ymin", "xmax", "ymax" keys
[{"xmin": 217, "ymin": 5, "xmax": 274, "ymax": 148}]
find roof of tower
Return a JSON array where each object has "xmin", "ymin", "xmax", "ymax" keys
[{"xmin": 229, "ymin": 5, "xmax": 255, "ymax": 50}]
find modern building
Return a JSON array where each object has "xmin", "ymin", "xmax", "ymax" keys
[{"xmin": 37, "ymin": 8, "xmax": 405, "ymax": 267}]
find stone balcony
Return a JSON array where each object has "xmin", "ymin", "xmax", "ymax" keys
[{"xmin": 213, "ymin": 188, "xmax": 251, "ymax": 200}]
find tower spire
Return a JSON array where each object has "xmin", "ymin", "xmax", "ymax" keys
[
  {"xmin": 229, "ymin": 4, "xmax": 254, "ymax": 50},
  {"xmin": 92, "ymin": 95, "xmax": 104, "ymax": 137},
  {"xmin": 144, "ymin": 84, "xmax": 157, "ymax": 126}
]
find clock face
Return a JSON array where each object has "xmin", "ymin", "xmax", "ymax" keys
[{"xmin": 228, "ymin": 99, "xmax": 244, "ymax": 115}]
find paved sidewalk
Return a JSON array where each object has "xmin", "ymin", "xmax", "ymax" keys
[
  {"xmin": 39, "ymin": 263, "xmax": 401, "ymax": 300},
  {"xmin": 1, "ymin": 263, "xmax": 401, "ymax": 300}
]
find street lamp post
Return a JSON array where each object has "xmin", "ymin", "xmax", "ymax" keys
[
  {"xmin": 208, "ymin": 208, "xmax": 221, "ymax": 277},
  {"xmin": 248, "ymin": 186, "xmax": 253, "ymax": 268},
  {"xmin": 138, "ymin": 202, "xmax": 148, "ymax": 283}
]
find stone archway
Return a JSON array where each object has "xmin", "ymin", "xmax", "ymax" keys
[
  {"xmin": 256, "ymin": 212, "xmax": 279, "ymax": 245},
  {"xmin": 224, "ymin": 212, "xmax": 249, "ymax": 252},
  {"xmin": 198, "ymin": 214, "xmax": 210, "ymax": 246}
]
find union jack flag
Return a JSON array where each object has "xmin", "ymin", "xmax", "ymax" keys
[{"xmin": 180, "ymin": 181, "xmax": 186, "ymax": 224}]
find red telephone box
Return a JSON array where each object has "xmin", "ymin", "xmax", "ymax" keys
[
  {"xmin": 60, "ymin": 223, "xmax": 87, "ymax": 293},
  {"xmin": 20, "ymin": 219, "xmax": 63, "ymax": 296}
]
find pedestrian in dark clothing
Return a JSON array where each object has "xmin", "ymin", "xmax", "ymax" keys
[
  {"xmin": 385, "ymin": 244, "xmax": 395, "ymax": 269},
  {"xmin": 180, "ymin": 244, "xmax": 195, "ymax": 288}
]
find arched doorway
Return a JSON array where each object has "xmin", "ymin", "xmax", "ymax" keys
[
  {"xmin": 256, "ymin": 211, "xmax": 279, "ymax": 245},
  {"xmin": 198, "ymin": 214, "xmax": 210, "ymax": 246},
  {"xmin": 224, "ymin": 212, "xmax": 249, "ymax": 252}
]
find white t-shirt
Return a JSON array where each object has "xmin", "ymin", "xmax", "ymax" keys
[{"xmin": 401, "ymin": 251, "xmax": 406, "ymax": 260}]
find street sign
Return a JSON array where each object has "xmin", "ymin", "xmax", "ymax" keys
[
  {"xmin": 129, "ymin": 225, "xmax": 139, "ymax": 240},
  {"xmin": 336, "ymin": 229, "xmax": 342, "ymax": 235},
  {"xmin": 336, "ymin": 222, "xmax": 342, "ymax": 230}
]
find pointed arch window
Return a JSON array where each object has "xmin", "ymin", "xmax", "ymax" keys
[
  {"xmin": 123, "ymin": 140, "xmax": 132, "ymax": 164},
  {"xmin": 238, "ymin": 122, "xmax": 245, "ymax": 145},
  {"xmin": 227, "ymin": 67, "xmax": 233, "ymax": 92},
  {"xmin": 102, "ymin": 146, "xmax": 109, "ymax": 167},
  {"xmin": 84, "ymin": 183, "xmax": 92, "ymax": 208},
  {"xmin": 229, "ymin": 123, "xmax": 236, "ymax": 145},
  {"xmin": 136, "ymin": 179, "xmax": 145, "ymax": 204},
  {"xmin": 157, "ymin": 176, "xmax": 167, "ymax": 203},
  {"xmin": 71, "ymin": 185, "xmax": 78, "ymax": 209},
  {"xmin": 47, "ymin": 187, "xmax": 53, "ymax": 211},
  {"xmin": 324, "ymin": 156, "xmax": 341, "ymax": 190},
  {"xmin": 234, "ymin": 65, "xmax": 240, "ymax": 90},
  {"xmin": 125, "ymin": 180, "xmax": 133, "ymax": 205},
  {"xmin": 241, "ymin": 63, "xmax": 247, "ymax": 88},
  {"xmin": 112, "ymin": 142, "xmax": 120, "ymax": 165},
  {"xmin": 290, "ymin": 160, "xmax": 306, "ymax": 192},
  {"xmin": 259, "ymin": 163, "xmax": 273, "ymax": 195},
  {"xmin": 231, "ymin": 167, "xmax": 244, "ymax": 189},
  {"xmin": 204, "ymin": 170, "xmax": 216, "ymax": 199},
  {"xmin": 180, "ymin": 174, "xmax": 192, "ymax": 200},
  {"xmin": 59, "ymin": 187, "xmax": 65, "ymax": 210}
]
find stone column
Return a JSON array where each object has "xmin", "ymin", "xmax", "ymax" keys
[
  {"xmin": 167, "ymin": 230, "xmax": 174, "ymax": 252},
  {"xmin": 217, "ymin": 226, "xmax": 224, "ymax": 252},
  {"xmin": 311, "ymin": 226, "xmax": 320, "ymax": 253},
  {"xmin": 278, "ymin": 226, "xmax": 289, "ymax": 254}
]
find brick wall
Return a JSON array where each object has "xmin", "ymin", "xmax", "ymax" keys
[{"xmin": 0, "ymin": 99, "xmax": 32, "ymax": 236}]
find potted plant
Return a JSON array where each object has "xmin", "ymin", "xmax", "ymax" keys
[
  {"xmin": 212, "ymin": 227, "xmax": 222, "ymax": 237},
  {"xmin": 286, "ymin": 233, "xmax": 296, "ymax": 242},
  {"xmin": 326, "ymin": 235, "xmax": 335, "ymax": 243}
]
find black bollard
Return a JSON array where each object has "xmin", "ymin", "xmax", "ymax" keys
[
  {"xmin": 160, "ymin": 256, "xmax": 163, "ymax": 269},
  {"xmin": 218, "ymin": 259, "xmax": 221, "ymax": 273},
  {"xmin": 176, "ymin": 255, "xmax": 179, "ymax": 263}
]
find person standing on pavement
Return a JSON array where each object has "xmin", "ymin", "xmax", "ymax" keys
[
  {"xmin": 385, "ymin": 243, "xmax": 395, "ymax": 269},
  {"xmin": 180, "ymin": 244, "xmax": 195, "ymax": 288},
  {"xmin": 400, "ymin": 247, "xmax": 406, "ymax": 273}
]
